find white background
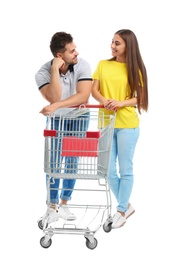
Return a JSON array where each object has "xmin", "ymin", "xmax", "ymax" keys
[{"xmin": 1, "ymin": 0, "xmax": 177, "ymax": 259}]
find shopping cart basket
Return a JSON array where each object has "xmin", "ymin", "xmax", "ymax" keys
[{"xmin": 38, "ymin": 104, "xmax": 116, "ymax": 249}]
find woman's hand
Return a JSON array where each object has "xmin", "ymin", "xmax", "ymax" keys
[{"xmin": 104, "ymin": 99, "xmax": 123, "ymax": 110}]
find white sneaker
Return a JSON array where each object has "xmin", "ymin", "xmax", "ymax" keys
[
  {"xmin": 125, "ymin": 204, "xmax": 135, "ymax": 219},
  {"xmin": 42, "ymin": 208, "xmax": 60, "ymax": 225},
  {"xmin": 58, "ymin": 205, "xmax": 76, "ymax": 221},
  {"xmin": 111, "ymin": 212, "xmax": 126, "ymax": 228}
]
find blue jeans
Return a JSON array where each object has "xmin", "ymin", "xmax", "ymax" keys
[
  {"xmin": 108, "ymin": 127, "xmax": 140, "ymax": 212},
  {"xmin": 46, "ymin": 112, "xmax": 90, "ymax": 204}
]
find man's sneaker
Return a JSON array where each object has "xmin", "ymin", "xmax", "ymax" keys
[
  {"xmin": 111, "ymin": 212, "xmax": 126, "ymax": 228},
  {"xmin": 42, "ymin": 208, "xmax": 60, "ymax": 225},
  {"xmin": 125, "ymin": 204, "xmax": 135, "ymax": 219},
  {"xmin": 58, "ymin": 205, "xmax": 76, "ymax": 221}
]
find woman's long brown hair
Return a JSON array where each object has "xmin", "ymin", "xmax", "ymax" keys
[{"xmin": 110, "ymin": 29, "xmax": 148, "ymax": 114}]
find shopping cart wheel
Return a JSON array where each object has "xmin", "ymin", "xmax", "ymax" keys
[
  {"xmin": 38, "ymin": 220, "xmax": 48, "ymax": 230},
  {"xmin": 85, "ymin": 237, "xmax": 98, "ymax": 250},
  {"xmin": 103, "ymin": 222, "xmax": 112, "ymax": 233},
  {"xmin": 40, "ymin": 236, "xmax": 52, "ymax": 248}
]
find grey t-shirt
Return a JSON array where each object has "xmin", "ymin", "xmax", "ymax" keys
[{"xmin": 35, "ymin": 57, "xmax": 92, "ymax": 116}]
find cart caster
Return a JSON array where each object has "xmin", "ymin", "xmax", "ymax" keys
[
  {"xmin": 103, "ymin": 222, "xmax": 112, "ymax": 233},
  {"xmin": 40, "ymin": 236, "xmax": 52, "ymax": 248},
  {"xmin": 38, "ymin": 219, "xmax": 48, "ymax": 230},
  {"xmin": 85, "ymin": 237, "xmax": 98, "ymax": 250}
]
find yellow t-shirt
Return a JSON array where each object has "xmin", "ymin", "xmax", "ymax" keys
[{"xmin": 92, "ymin": 60, "xmax": 139, "ymax": 128}]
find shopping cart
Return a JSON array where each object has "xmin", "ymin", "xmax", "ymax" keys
[{"xmin": 38, "ymin": 104, "xmax": 116, "ymax": 249}]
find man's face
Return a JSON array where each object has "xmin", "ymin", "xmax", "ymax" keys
[{"xmin": 61, "ymin": 42, "xmax": 79, "ymax": 65}]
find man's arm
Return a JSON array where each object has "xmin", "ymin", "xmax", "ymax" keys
[
  {"xmin": 36, "ymin": 58, "xmax": 65, "ymax": 103},
  {"xmin": 40, "ymin": 79, "xmax": 92, "ymax": 115},
  {"xmin": 40, "ymin": 58, "xmax": 65, "ymax": 103}
]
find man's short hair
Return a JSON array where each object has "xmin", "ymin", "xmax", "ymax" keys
[{"xmin": 50, "ymin": 32, "xmax": 73, "ymax": 57}]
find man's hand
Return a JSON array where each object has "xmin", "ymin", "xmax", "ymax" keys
[
  {"xmin": 52, "ymin": 57, "xmax": 65, "ymax": 70},
  {"xmin": 39, "ymin": 103, "xmax": 58, "ymax": 116}
]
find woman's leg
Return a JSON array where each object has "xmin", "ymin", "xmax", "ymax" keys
[{"xmin": 117, "ymin": 128, "xmax": 140, "ymax": 213}]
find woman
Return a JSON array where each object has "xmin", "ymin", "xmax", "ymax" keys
[{"xmin": 92, "ymin": 29, "xmax": 148, "ymax": 228}]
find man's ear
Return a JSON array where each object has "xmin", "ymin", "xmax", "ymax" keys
[{"xmin": 56, "ymin": 53, "xmax": 62, "ymax": 58}]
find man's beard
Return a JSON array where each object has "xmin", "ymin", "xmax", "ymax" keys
[{"xmin": 71, "ymin": 56, "xmax": 78, "ymax": 64}]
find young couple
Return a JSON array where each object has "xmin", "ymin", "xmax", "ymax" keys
[{"xmin": 35, "ymin": 30, "xmax": 148, "ymax": 229}]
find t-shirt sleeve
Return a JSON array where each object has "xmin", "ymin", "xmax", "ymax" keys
[
  {"xmin": 77, "ymin": 59, "xmax": 92, "ymax": 81},
  {"xmin": 35, "ymin": 62, "xmax": 51, "ymax": 89},
  {"xmin": 92, "ymin": 61, "xmax": 102, "ymax": 80}
]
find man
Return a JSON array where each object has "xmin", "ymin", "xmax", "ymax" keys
[{"xmin": 35, "ymin": 32, "xmax": 92, "ymax": 225}]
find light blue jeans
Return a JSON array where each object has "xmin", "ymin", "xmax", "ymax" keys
[
  {"xmin": 108, "ymin": 127, "xmax": 140, "ymax": 213},
  {"xmin": 47, "ymin": 112, "xmax": 90, "ymax": 204}
]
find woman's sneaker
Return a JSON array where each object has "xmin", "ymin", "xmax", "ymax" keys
[
  {"xmin": 124, "ymin": 204, "xmax": 135, "ymax": 219},
  {"xmin": 111, "ymin": 212, "xmax": 126, "ymax": 228}
]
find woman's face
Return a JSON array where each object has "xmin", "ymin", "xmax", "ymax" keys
[{"xmin": 111, "ymin": 34, "xmax": 126, "ymax": 62}]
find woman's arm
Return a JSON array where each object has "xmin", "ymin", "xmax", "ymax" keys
[
  {"xmin": 92, "ymin": 79, "xmax": 109, "ymax": 106},
  {"xmin": 105, "ymin": 97, "xmax": 137, "ymax": 110}
]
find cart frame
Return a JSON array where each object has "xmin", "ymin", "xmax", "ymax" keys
[{"xmin": 38, "ymin": 105, "xmax": 116, "ymax": 249}]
